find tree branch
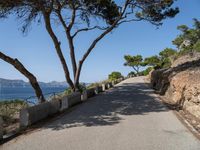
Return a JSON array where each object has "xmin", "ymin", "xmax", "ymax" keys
[
  {"xmin": 43, "ymin": 12, "xmax": 74, "ymax": 89},
  {"xmin": 117, "ymin": 18, "xmax": 142, "ymax": 26},
  {"xmin": 0, "ymin": 51, "xmax": 45, "ymax": 103},
  {"xmin": 72, "ymin": 26, "xmax": 109, "ymax": 39},
  {"xmin": 74, "ymin": 0, "xmax": 131, "ymax": 84},
  {"xmin": 56, "ymin": 9, "xmax": 77, "ymax": 79},
  {"xmin": 68, "ymin": 5, "xmax": 76, "ymax": 30}
]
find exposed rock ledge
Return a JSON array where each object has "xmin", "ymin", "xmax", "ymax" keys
[{"xmin": 150, "ymin": 54, "xmax": 200, "ymax": 121}]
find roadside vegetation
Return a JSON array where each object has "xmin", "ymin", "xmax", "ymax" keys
[
  {"xmin": 125, "ymin": 19, "xmax": 200, "ymax": 76},
  {"xmin": 0, "ymin": 100, "xmax": 28, "ymax": 134},
  {"xmin": 108, "ymin": 72, "xmax": 123, "ymax": 81}
]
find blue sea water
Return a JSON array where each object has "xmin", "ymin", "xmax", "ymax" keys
[{"xmin": 0, "ymin": 87, "xmax": 67, "ymax": 102}]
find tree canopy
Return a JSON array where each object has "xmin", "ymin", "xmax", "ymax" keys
[
  {"xmin": 143, "ymin": 48, "xmax": 176, "ymax": 69},
  {"xmin": 0, "ymin": 0, "xmax": 179, "ymax": 91},
  {"xmin": 124, "ymin": 55, "xmax": 143, "ymax": 74},
  {"xmin": 108, "ymin": 71, "xmax": 123, "ymax": 81},
  {"xmin": 173, "ymin": 18, "xmax": 200, "ymax": 53},
  {"xmin": 143, "ymin": 55, "xmax": 161, "ymax": 67}
]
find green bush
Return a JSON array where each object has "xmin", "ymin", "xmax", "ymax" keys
[
  {"xmin": 108, "ymin": 71, "xmax": 123, "ymax": 81},
  {"xmin": 128, "ymin": 71, "xmax": 136, "ymax": 77},
  {"xmin": 139, "ymin": 67, "xmax": 153, "ymax": 76},
  {"xmin": 0, "ymin": 99, "xmax": 28, "ymax": 123}
]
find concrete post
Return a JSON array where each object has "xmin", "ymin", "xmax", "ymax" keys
[
  {"xmin": 20, "ymin": 100, "xmax": 61, "ymax": 127},
  {"xmin": 81, "ymin": 90, "xmax": 88, "ymax": 101},
  {"xmin": 111, "ymin": 81, "xmax": 115, "ymax": 87},
  {"xmin": 106, "ymin": 83, "xmax": 111, "ymax": 89},
  {"xmin": 60, "ymin": 96, "xmax": 68, "ymax": 111},
  {"xmin": 102, "ymin": 84, "xmax": 106, "ymax": 91}
]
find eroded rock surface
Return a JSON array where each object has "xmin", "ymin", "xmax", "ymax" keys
[{"xmin": 151, "ymin": 54, "xmax": 200, "ymax": 120}]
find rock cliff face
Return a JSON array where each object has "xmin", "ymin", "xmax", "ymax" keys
[{"xmin": 151, "ymin": 54, "xmax": 200, "ymax": 120}]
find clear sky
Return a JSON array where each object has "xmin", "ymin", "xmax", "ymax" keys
[{"xmin": 0, "ymin": 0, "xmax": 200, "ymax": 83}]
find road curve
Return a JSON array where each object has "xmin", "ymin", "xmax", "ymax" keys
[{"xmin": 2, "ymin": 77, "xmax": 200, "ymax": 150}]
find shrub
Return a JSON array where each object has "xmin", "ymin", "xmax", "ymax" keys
[
  {"xmin": 108, "ymin": 71, "xmax": 123, "ymax": 81},
  {"xmin": 0, "ymin": 99, "xmax": 28, "ymax": 123}
]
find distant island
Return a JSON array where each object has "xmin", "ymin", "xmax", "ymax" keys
[{"xmin": 0, "ymin": 78, "xmax": 68, "ymax": 88}]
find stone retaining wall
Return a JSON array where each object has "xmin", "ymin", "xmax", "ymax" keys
[{"xmin": 150, "ymin": 58, "xmax": 200, "ymax": 120}]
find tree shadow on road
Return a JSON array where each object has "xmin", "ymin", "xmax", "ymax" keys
[{"xmin": 44, "ymin": 81, "xmax": 168, "ymax": 130}]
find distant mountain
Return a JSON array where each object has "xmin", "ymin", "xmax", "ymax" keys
[{"xmin": 0, "ymin": 78, "xmax": 68, "ymax": 88}]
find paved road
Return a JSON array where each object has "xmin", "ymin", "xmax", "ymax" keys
[{"xmin": 2, "ymin": 77, "xmax": 200, "ymax": 150}]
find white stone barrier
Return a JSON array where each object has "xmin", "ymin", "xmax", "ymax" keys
[
  {"xmin": 106, "ymin": 83, "xmax": 112, "ymax": 89},
  {"xmin": 67, "ymin": 92, "xmax": 81, "ymax": 107},
  {"xmin": 81, "ymin": 91, "xmax": 88, "ymax": 101},
  {"xmin": 20, "ymin": 100, "xmax": 60, "ymax": 127},
  {"xmin": 111, "ymin": 81, "xmax": 115, "ymax": 86},
  {"xmin": 102, "ymin": 84, "xmax": 106, "ymax": 91},
  {"xmin": 19, "ymin": 78, "xmax": 121, "ymax": 128},
  {"xmin": 60, "ymin": 96, "xmax": 68, "ymax": 111}
]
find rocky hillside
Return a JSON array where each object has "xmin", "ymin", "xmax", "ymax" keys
[{"xmin": 150, "ymin": 53, "xmax": 200, "ymax": 121}]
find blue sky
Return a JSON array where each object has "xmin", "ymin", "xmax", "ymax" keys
[{"xmin": 0, "ymin": 0, "xmax": 200, "ymax": 83}]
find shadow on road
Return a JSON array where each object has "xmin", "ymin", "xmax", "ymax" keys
[{"xmin": 44, "ymin": 81, "xmax": 168, "ymax": 130}]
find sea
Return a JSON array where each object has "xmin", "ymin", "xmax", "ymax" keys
[{"xmin": 0, "ymin": 87, "xmax": 67, "ymax": 104}]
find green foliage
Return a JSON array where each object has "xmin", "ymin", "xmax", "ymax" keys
[
  {"xmin": 124, "ymin": 55, "xmax": 143, "ymax": 66},
  {"xmin": 87, "ymin": 83, "xmax": 100, "ymax": 89},
  {"xmin": 0, "ymin": 0, "xmax": 120, "ymax": 32},
  {"xmin": 193, "ymin": 40, "xmax": 200, "ymax": 52},
  {"xmin": 143, "ymin": 48, "xmax": 177, "ymax": 69},
  {"xmin": 139, "ymin": 67, "xmax": 153, "ymax": 76},
  {"xmin": 64, "ymin": 88, "xmax": 73, "ymax": 95},
  {"xmin": 0, "ymin": 99, "xmax": 28, "ymax": 123},
  {"xmin": 173, "ymin": 18, "xmax": 200, "ymax": 55},
  {"xmin": 63, "ymin": 83, "xmax": 86, "ymax": 94},
  {"xmin": 108, "ymin": 71, "xmax": 123, "ymax": 81},
  {"xmin": 128, "ymin": 71, "xmax": 136, "ymax": 77},
  {"xmin": 159, "ymin": 48, "xmax": 177, "ymax": 58},
  {"xmin": 126, "ymin": 19, "xmax": 200, "ymax": 72},
  {"xmin": 124, "ymin": 55, "xmax": 143, "ymax": 74},
  {"xmin": 0, "ymin": 0, "xmax": 179, "ymax": 92},
  {"xmin": 77, "ymin": 83, "xmax": 87, "ymax": 93},
  {"xmin": 143, "ymin": 55, "xmax": 161, "ymax": 67},
  {"xmin": 0, "ymin": 0, "xmax": 179, "ymax": 33},
  {"xmin": 159, "ymin": 48, "xmax": 177, "ymax": 68}
]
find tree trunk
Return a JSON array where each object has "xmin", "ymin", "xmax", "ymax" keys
[
  {"xmin": 0, "ymin": 52, "xmax": 45, "ymax": 103},
  {"xmin": 66, "ymin": 30, "xmax": 77, "ymax": 79},
  {"xmin": 132, "ymin": 66, "xmax": 139, "ymax": 76},
  {"xmin": 74, "ymin": 61, "xmax": 83, "ymax": 91},
  {"xmin": 43, "ymin": 12, "xmax": 75, "ymax": 90}
]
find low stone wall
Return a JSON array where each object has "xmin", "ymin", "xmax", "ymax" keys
[
  {"xmin": 67, "ymin": 92, "xmax": 81, "ymax": 107},
  {"xmin": 19, "ymin": 77, "xmax": 128, "ymax": 128},
  {"xmin": 60, "ymin": 96, "xmax": 68, "ymax": 111},
  {"xmin": 20, "ymin": 100, "xmax": 60, "ymax": 127},
  {"xmin": 102, "ymin": 84, "xmax": 106, "ymax": 91},
  {"xmin": 81, "ymin": 91, "xmax": 88, "ymax": 101}
]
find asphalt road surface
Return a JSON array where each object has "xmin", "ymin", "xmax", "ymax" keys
[{"xmin": 2, "ymin": 77, "xmax": 200, "ymax": 150}]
